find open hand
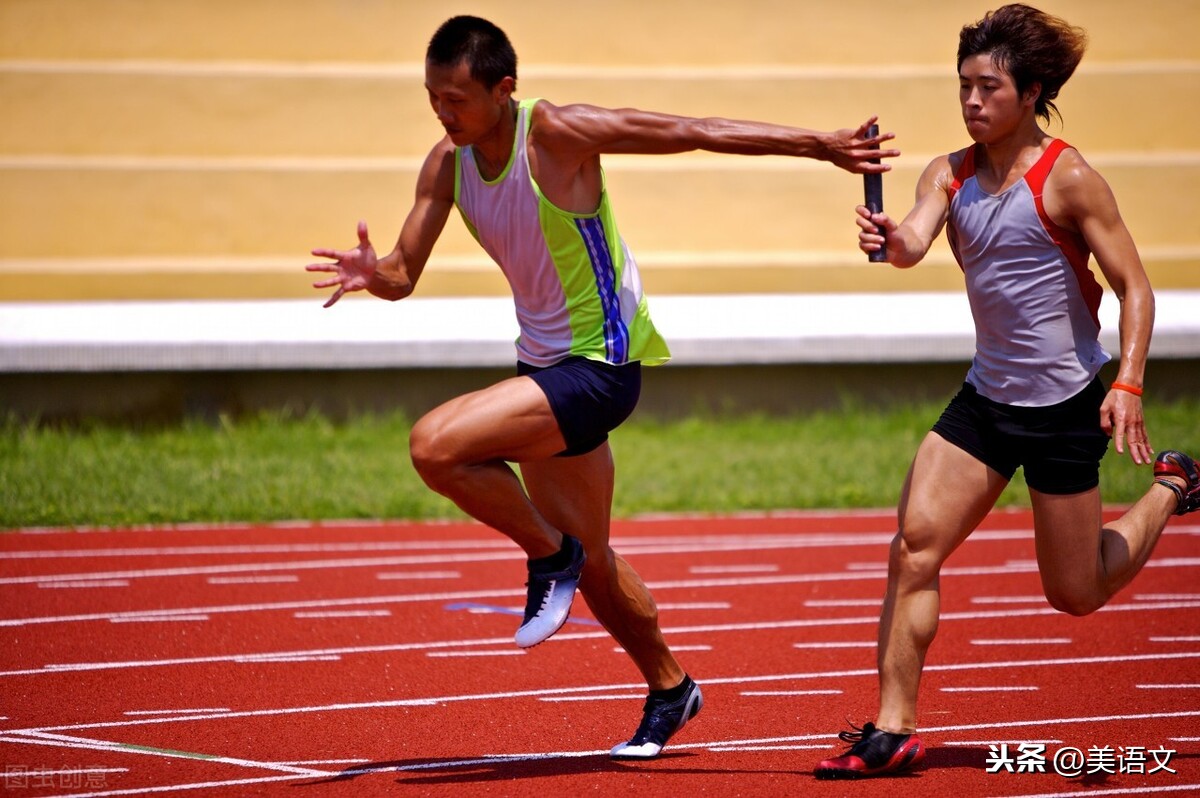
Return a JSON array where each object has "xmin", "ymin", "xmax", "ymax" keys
[
  {"xmin": 306, "ymin": 220, "xmax": 378, "ymax": 308},
  {"xmin": 827, "ymin": 117, "xmax": 900, "ymax": 174}
]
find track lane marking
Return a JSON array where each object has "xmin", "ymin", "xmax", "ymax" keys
[
  {"xmin": 6, "ymin": 599, "xmax": 1198, "ymax": 677},
  {"xmin": 9, "ymin": 651, "xmax": 1200, "ymax": 736},
  {"xmin": 6, "ymin": 560, "xmax": 1198, "ymax": 628}
]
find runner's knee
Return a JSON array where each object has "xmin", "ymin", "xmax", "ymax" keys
[
  {"xmin": 409, "ymin": 414, "xmax": 459, "ymax": 487},
  {"xmin": 890, "ymin": 525, "xmax": 948, "ymax": 586},
  {"xmin": 1042, "ymin": 584, "xmax": 1103, "ymax": 617}
]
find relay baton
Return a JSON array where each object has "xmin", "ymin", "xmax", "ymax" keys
[{"xmin": 863, "ymin": 123, "xmax": 887, "ymax": 263}]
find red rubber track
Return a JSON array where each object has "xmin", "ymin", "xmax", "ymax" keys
[{"xmin": 1, "ymin": 509, "xmax": 1198, "ymax": 797}]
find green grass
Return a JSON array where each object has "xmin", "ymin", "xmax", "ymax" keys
[{"xmin": 3, "ymin": 399, "xmax": 1197, "ymax": 529}]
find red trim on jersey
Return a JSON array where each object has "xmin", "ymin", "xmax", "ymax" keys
[
  {"xmin": 1027, "ymin": 139, "xmax": 1102, "ymax": 327},
  {"xmin": 947, "ymin": 140, "xmax": 1102, "ymax": 327},
  {"xmin": 946, "ymin": 146, "xmax": 977, "ymax": 271}
]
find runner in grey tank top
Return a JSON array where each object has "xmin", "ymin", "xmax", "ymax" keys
[
  {"xmin": 949, "ymin": 138, "xmax": 1110, "ymax": 406},
  {"xmin": 817, "ymin": 3, "xmax": 1200, "ymax": 781}
]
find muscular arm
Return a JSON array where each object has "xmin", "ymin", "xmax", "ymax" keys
[
  {"xmin": 1045, "ymin": 149, "xmax": 1156, "ymax": 462},
  {"xmin": 308, "ymin": 140, "xmax": 456, "ymax": 305},
  {"xmin": 372, "ymin": 141, "xmax": 457, "ymax": 299},
  {"xmin": 531, "ymin": 101, "xmax": 899, "ymax": 173}
]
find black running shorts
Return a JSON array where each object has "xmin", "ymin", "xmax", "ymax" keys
[
  {"xmin": 931, "ymin": 379, "xmax": 1111, "ymax": 495},
  {"xmin": 517, "ymin": 356, "xmax": 642, "ymax": 457}
]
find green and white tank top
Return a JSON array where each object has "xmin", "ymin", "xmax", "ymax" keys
[{"xmin": 454, "ymin": 98, "xmax": 670, "ymax": 367}]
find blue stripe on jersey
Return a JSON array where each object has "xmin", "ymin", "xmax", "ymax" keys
[{"xmin": 576, "ymin": 216, "xmax": 630, "ymax": 364}]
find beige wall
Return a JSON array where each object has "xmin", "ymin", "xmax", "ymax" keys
[{"xmin": 2, "ymin": 1, "xmax": 1197, "ymax": 301}]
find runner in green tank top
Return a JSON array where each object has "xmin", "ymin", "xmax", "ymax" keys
[{"xmin": 307, "ymin": 14, "xmax": 897, "ymax": 760}]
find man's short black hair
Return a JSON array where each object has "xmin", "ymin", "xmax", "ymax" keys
[{"xmin": 427, "ymin": 15, "xmax": 517, "ymax": 89}]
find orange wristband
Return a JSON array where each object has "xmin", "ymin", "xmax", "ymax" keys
[{"xmin": 1111, "ymin": 381, "xmax": 1143, "ymax": 397}]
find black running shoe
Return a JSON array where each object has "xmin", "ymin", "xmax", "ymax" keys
[
  {"xmin": 814, "ymin": 721, "xmax": 925, "ymax": 779},
  {"xmin": 610, "ymin": 676, "xmax": 703, "ymax": 759},
  {"xmin": 514, "ymin": 535, "xmax": 586, "ymax": 648},
  {"xmin": 1154, "ymin": 450, "xmax": 1200, "ymax": 515}
]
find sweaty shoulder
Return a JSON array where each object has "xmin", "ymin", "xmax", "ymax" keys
[
  {"xmin": 419, "ymin": 137, "xmax": 457, "ymax": 201},
  {"xmin": 1044, "ymin": 145, "xmax": 1096, "ymax": 191},
  {"xmin": 527, "ymin": 100, "xmax": 592, "ymax": 149},
  {"xmin": 1043, "ymin": 144, "xmax": 1111, "ymax": 230},
  {"xmin": 916, "ymin": 149, "xmax": 963, "ymax": 198},
  {"xmin": 528, "ymin": 100, "xmax": 567, "ymax": 137}
]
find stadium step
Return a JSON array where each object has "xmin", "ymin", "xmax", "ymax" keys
[{"xmin": 1, "ymin": 0, "xmax": 1197, "ymax": 302}]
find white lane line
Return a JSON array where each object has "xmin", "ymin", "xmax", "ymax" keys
[
  {"xmin": 987, "ymin": 784, "xmax": 1200, "ymax": 797},
  {"xmin": 1, "ymin": 730, "xmax": 328, "ymax": 776},
  {"xmin": 8, "ymin": 600, "xmax": 1200, "ymax": 678},
  {"xmin": 293, "ymin": 610, "xmax": 391, "ymax": 619},
  {"xmin": 945, "ymin": 739, "xmax": 1061, "ymax": 746},
  {"xmin": 1, "ymin": 767, "xmax": 129, "ymax": 779},
  {"xmin": 109, "ymin": 615, "xmax": 210, "ymax": 624},
  {"xmin": 15, "ymin": 529, "xmax": 1015, "ymax": 587},
  {"xmin": 741, "ymin": 690, "xmax": 841, "ymax": 696},
  {"xmin": 918, "ymin": 709, "xmax": 1200, "ymax": 734},
  {"xmin": 0, "ymin": 528, "xmax": 905, "ymax": 561},
  {"xmin": 233, "ymin": 655, "xmax": 341, "ymax": 663},
  {"xmin": 970, "ymin": 595, "xmax": 1048, "ymax": 604},
  {"xmin": 1151, "ymin": 636, "xmax": 1200, "ymax": 642},
  {"xmin": 0, "ymin": 540, "xmax": 516, "ymax": 559},
  {"xmin": 1136, "ymin": 593, "xmax": 1200, "ymax": 601},
  {"xmin": 425, "ymin": 650, "xmax": 525, "ymax": 658},
  {"xmin": 376, "ymin": 571, "xmax": 461, "ymax": 580},
  {"xmin": 12, "ymin": 561, "xmax": 1197, "ymax": 629},
  {"xmin": 657, "ymin": 602, "xmax": 731, "ymax": 610},
  {"xmin": 11, "ymin": 658, "xmax": 1200, "ymax": 737},
  {"xmin": 0, "ymin": 769, "xmax": 317, "ymax": 797},
  {"xmin": 0, "ymin": 553, "xmax": 520, "ymax": 586},
  {"xmin": 710, "ymin": 744, "xmax": 833, "ymax": 751},
  {"xmin": 803, "ymin": 599, "xmax": 880, "ymax": 607},
  {"xmin": 275, "ymin": 759, "xmax": 370, "ymax": 765},
  {"xmin": 1137, "ymin": 683, "xmax": 1200, "ymax": 689},
  {"xmin": 690, "ymin": 564, "xmax": 781, "ymax": 574},
  {"xmin": 208, "ymin": 575, "xmax": 299, "ymax": 585},
  {"xmin": 793, "ymin": 641, "xmax": 875, "ymax": 649},
  {"xmin": 970, "ymin": 638, "xmax": 1072, "ymax": 645},
  {"xmin": 4, "ymin": 524, "xmax": 1192, "ymax": 557},
  {"xmin": 940, "ymin": 686, "xmax": 1040, "ymax": 692},
  {"xmin": 615, "ymin": 644, "xmax": 712, "ymax": 653},
  {"xmin": 538, "ymin": 694, "xmax": 642, "ymax": 702},
  {"xmin": 37, "ymin": 580, "xmax": 130, "ymax": 589},
  {"xmin": 4, "ymin": 709, "xmax": 1199, "ymax": 795},
  {"xmin": 124, "ymin": 709, "xmax": 231, "ymax": 716}
]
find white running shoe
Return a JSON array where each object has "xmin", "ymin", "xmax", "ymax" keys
[
  {"xmin": 610, "ymin": 676, "xmax": 703, "ymax": 760},
  {"xmin": 514, "ymin": 535, "xmax": 586, "ymax": 648}
]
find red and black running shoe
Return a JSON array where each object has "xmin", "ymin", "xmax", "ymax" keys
[
  {"xmin": 814, "ymin": 722, "xmax": 925, "ymax": 779},
  {"xmin": 1154, "ymin": 450, "xmax": 1200, "ymax": 516}
]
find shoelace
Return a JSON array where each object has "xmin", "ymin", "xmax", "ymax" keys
[
  {"xmin": 628, "ymin": 695, "xmax": 678, "ymax": 743},
  {"xmin": 521, "ymin": 578, "xmax": 554, "ymax": 622},
  {"xmin": 836, "ymin": 721, "xmax": 876, "ymax": 745}
]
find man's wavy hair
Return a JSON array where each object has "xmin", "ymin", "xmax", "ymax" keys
[{"xmin": 958, "ymin": 4, "xmax": 1087, "ymax": 124}]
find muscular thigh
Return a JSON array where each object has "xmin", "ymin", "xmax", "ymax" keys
[
  {"xmin": 1030, "ymin": 486, "xmax": 1102, "ymax": 594},
  {"xmin": 899, "ymin": 431, "xmax": 1010, "ymax": 561},
  {"xmin": 412, "ymin": 376, "xmax": 566, "ymax": 464}
]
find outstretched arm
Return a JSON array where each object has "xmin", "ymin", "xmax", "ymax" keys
[
  {"xmin": 533, "ymin": 102, "xmax": 899, "ymax": 174},
  {"xmin": 1046, "ymin": 150, "xmax": 1155, "ymax": 464},
  {"xmin": 307, "ymin": 141, "xmax": 456, "ymax": 307}
]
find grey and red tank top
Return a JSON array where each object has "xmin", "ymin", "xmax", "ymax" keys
[{"xmin": 947, "ymin": 139, "xmax": 1110, "ymax": 407}]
